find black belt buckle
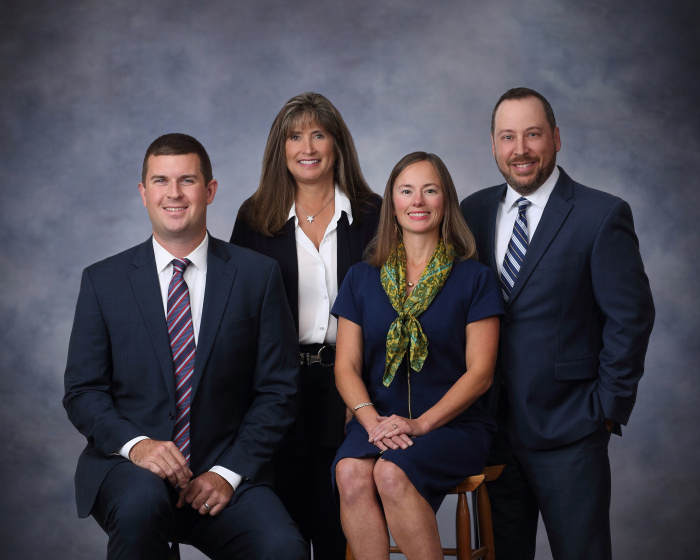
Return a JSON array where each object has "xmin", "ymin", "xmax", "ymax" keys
[{"xmin": 300, "ymin": 344, "xmax": 335, "ymax": 367}]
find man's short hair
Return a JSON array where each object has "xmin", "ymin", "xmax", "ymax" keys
[
  {"xmin": 141, "ymin": 133, "xmax": 213, "ymax": 185},
  {"xmin": 491, "ymin": 87, "xmax": 557, "ymax": 135}
]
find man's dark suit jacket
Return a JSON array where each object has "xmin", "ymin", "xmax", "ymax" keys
[
  {"xmin": 63, "ymin": 235, "xmax": 299, "ymax": 518},
  {"xmin": 230, "ymin": 195, "xmax": 381, "ymax": 446},
  {"xmin": 461, "ymin": 167, "xmax": 655, "ymax": 450}
]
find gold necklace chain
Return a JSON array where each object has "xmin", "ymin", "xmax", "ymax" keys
[{"xmin": 406, "ymin": 260, "xmax": 428, "ymax": 287}]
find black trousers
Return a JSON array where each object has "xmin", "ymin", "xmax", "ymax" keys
[{"xmin": 273, "ymin": 355, "xmax": 347, "ymax": 560}]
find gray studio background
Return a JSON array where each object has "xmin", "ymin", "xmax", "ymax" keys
[{"xmin": 1, "ymin": 1, "xmax": 698, "ymax": 558}]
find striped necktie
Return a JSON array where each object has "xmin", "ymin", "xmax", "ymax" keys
[
  {"xmin": 167, "ymin": 258, "xmax": 196, "ymax": 464},
  {"xmin": 500, "ymin": 197, "xmax": 530, "ymax": 302}
]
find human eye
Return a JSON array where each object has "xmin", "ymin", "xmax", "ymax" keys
[
  {"xmin": 289, "ymin": 134, "xmax": 301, "ymax": 141},
  {"xmin": 502, "ymin": 134, "xmax": 513, "ymax": 141}
]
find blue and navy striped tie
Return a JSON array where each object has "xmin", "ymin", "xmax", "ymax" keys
[{"xmin": 500, "ymin": 197, "xmax": 530, "ymax": 302}]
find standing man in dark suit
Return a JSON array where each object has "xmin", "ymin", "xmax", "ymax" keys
[
  {"xmin": 460, "ymin": 88, "xmax": 654, "ymax": 560},
  {"xmin": 63, "ymin": 133, "xmax": 308, "ymax": 560}
]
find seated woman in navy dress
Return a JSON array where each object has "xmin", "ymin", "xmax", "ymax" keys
[{"xmin": 332, "ymin": 152, "xmax": 504, "ymax": 560}]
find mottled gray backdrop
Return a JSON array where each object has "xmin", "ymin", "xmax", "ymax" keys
[{"xmin": 1, "ymin": 1, "xmax": 698, "ymax": 558}]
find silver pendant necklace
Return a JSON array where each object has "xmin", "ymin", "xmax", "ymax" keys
[{"xmin": 297, "ymin": 195, "xmax": 335, "ymax": 224}]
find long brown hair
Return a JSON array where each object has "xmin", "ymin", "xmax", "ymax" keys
[
  {"xmin": 365, "ymin": 152, "xmax": 477, "ymax": 267},
  {"xmin": 243, "ymin": 92, "xmax": 374, "ymax": 236}
]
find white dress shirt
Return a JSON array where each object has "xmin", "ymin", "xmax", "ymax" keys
[
  {"xmin": 291, "ymin": 186, "xmax": 352, "ymax": 345},
  {"xmin": 495, "ymin": 167, "xmax": 559, "ymax": 274},
  {"xmin": 119, "ymin": 233, "xmax": 242, "ymax": 491}
]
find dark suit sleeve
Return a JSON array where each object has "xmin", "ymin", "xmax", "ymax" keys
[
  {"xmin": 63, "ymin": 268, "xmax": 142, "ymax": 456},
  {"xmin": 591, "ymin": 200, "xmax": 655, "ymax": 426},
  {"xmin": 216, "ymin": 261, "xmax": 299, "ymax": 480}
]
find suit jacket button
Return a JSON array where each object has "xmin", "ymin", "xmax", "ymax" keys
[{"xmin": 169, "ymin": 412, "xmax": 175, "ymax": 420}]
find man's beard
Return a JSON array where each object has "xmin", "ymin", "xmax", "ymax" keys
[{"xmin": 498, "ymin": 156, "xmax": 556, "ymax": 196}]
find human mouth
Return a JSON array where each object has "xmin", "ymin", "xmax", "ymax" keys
[
  {"xmin": 408, "ymin": 212, "xmax": 430, "ymax": 218},
  {"xmin": 510, "ymin": 159, "xmax": 537, "ymax": 172},
  {"xmin": 164, "ymin": 207, "xmax": 187, "ymax": 212},
  {"xmin": 299, "ymin": 159, "xmax": 320, "ymax": 165}
]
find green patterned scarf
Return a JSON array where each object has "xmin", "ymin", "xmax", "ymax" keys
[{"xmin": 380, "ymin": 239, "xmax": 454, "ymax": 386}]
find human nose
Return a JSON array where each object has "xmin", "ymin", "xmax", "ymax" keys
[
  {"xmin": 301, "ymin": 135, "xmax": 315, "ymax": 154},
  {"xmin": 411, "ymin": 192, "xmax": 425, "ymax": 206},
  {"xmin": 514, "ymin": 135, "xmax": 528, "ymax": 155},
  {"xmin": 165, "ymin": 181, "xmax": 182, "ymax": 198}
]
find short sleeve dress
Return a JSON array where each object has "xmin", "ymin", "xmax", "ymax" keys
[{"xmin": 331, "ymin": 258, "xmax": 503, "ymax": 512}]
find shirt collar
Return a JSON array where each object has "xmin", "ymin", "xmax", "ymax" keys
[
  {"xmin": 287, "ymin": 186, "xmax": 353, "ymax": 227},
  {"xmin": 152, "ymin": 233, "xmax": 209, "ymax": 274},
  {"xmin": 504, "ymin": 166, "xmax": 560, "ymax": 211}
]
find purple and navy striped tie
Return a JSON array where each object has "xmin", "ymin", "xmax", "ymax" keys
[{"xmin": 167, "ymin": 258, "xmax": 196, "ymax": 464}]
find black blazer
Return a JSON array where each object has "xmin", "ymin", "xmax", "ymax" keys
[
  {"xmin": 230, "ymin": 194, "xmax": 382, "ymax": 445},
  {"xmin": 230, "ymin": 194, "xmax": 382, "ymax": 332},
  {"xmin": 461, "ymin": 167, "xmax": 654, "ymax": 450},
  {"xmin": 63, "ymin": 236, "xmax": 299, "ymax": 517}
]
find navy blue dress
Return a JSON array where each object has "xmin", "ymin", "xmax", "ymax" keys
[{"xmin": 331, "ymin": 258, "xmax": 503, "ymax": 511}]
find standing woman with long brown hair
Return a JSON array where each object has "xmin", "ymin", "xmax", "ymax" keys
[{"xmin": 231, "ymin": 92, "xmax": 381, "ymax": 559}]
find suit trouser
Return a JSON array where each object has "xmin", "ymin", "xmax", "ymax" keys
[
  {"xmin": 487, "ymin": 398, "xmax": 612, "ymax": 560},
  {"xmin": 91, "ymin": 461, "xmax": 308, "ymax": 560}
]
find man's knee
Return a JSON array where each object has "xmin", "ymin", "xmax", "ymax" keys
[
  {"xmin": 211, "ymin": 484, "xmax": 308, "ymax": 559},
  {"xmin": 96, "ymin": 463, "xmax": 175, "ymax": 537},
  {"xmin": 255, "ymin": 524, "xmax": 308, "ymax": 560}
]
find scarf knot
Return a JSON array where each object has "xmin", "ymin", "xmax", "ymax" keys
[{"xmin": 380, "ymin": 239, "xmax": 454, "ymax": 386}]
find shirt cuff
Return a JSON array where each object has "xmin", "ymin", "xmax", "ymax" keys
[
  {"xmin": 209, "ymin": 466, "xmax": 243, "ymax": 491},
  {"xmin": 117, "ymin": 436, "xmax": 150, "ymax": 459}
]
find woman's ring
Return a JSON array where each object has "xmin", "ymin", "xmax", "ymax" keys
[
  {"xmin": 393, "ymin": 424, "xmax": 397, "ymax": 429},
  {"xmin": 203, "ymin": 502, "xmax": 212, "ymax": 512}
]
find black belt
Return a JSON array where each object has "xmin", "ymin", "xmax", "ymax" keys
[{"xmin": 299, "ymin": 344, "xmax": 335, "ymax": 367}]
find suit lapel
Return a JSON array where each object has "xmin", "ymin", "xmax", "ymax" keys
[
  {"xmin": 506, "ymin": 168, "xmax": 574, "ymax": 307},
  {"xmin": 279, "ymin": 219, "xmax": 299, "ymax": 328},
  {"xmin": 336, "ymin": 212, "xmax": 352, "ymax": 286},
  {"xmin": 129, "ymin": 239, "xmax": 176, "ymax": 400},
  {"xmin": 483, "ymin": 187, "xmax": 504, "ymax": 274},
  {"xmin": 190, "ymin": 236, "xmax": 237, "ymax": 402}
]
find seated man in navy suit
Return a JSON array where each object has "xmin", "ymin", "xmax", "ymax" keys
[
  {"xmin": 64, "ymin": 133, "xmax": 307, "ymax": 559},
  {"xmin": 461, "ymin": 88, "xmax": 655, "ymax": 560}
]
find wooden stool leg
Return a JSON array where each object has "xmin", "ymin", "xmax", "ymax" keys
[
  {"xmin": 455, "ymin": 492, "xmax": 472, "ymax": 560},
  {"xmin": 476, "ymin": 484, "xmax": 496, "ymax": 560}
]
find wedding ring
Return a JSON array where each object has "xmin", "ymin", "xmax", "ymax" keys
[
  {"xmin": 203, "ymin": 502, "xmax": 211, "ymax": 511},
  {"xmin": 393, "ymin": 424, "xmax": 397, "ymax": 429}
]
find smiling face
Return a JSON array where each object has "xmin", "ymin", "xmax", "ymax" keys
[
  {"xmin": 285, "ymin": 121, "xmax": 336, "ymax": 188},
  {"xmin": 138, "ymin": 153, "xmax": 217, "ymax": 254},
  {"xmin": 491, "ymin": 96, "xmax": 561, "ymax": 195},
  {"xmin": 392, "ymin": 160, "xmax": 445, "ymax": 241}
]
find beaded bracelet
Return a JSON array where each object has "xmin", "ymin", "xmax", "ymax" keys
[{"xmin": 353, "ymin": 402, "xmax": 374, "ymax": 411}]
